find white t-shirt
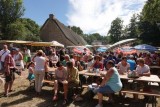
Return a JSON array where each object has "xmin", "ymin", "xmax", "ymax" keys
[
  {"xmin": 0, "ymin": 50, "xmax": 10, "ymax": 62},
  {"xmin": 25, "ymin": 49, "xmax": 31, "ymax": 57},
  {"xmin": 49, "ymin": 55, "xmax": 58, "ymax": 62},
  {"xmin": 117, "ymin": 62, "xmax": 130, "ymax": 73},
  {"xmin": 34, "ymin": 56, "xmax": 46, "ymax": 71},
  {"xmin": 136, "ymin": 64, "xmax": 150, "ymax": 74}
]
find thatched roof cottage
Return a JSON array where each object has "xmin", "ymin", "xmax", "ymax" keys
[{"xmin": 40, "ymin": 14, "xmax": 87, "ymax": 46}]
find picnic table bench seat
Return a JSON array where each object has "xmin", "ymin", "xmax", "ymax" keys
[
  {"xmin": 121, "ymin": 89, "xmax": 160, "ymax": 107},
  {"xmin": 29, "ymin": 79, "xmax": 54, "ymax": 86}
]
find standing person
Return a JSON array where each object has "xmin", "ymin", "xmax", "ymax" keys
[
  {"xmin": 24, "ymin": 47, "xmax": 31, "ymax": 68},
  {"xmin": 0, "ymin": 45, "xmax": 10, "ymax": 73},
  {"xmin": 59, "ymin": 48, "xmax": 65, "ymax": 61},
  {"xmin": 27, "ymin": 62, "xmax": 35, "ymax": 81},
  {"xmin": 33, "ymin": 50, "xmax": 47, "ymax": 94},
  {"xmin": 48, "ymin": 52, "xmax": 58, "ymax": 67},
  {"xmin": 14, "ymin": 48, "xmax": 24, "ymax": 75},
  {"xmin": 4, "ymin": 48, "xmax": 16, "ymax": 97}
]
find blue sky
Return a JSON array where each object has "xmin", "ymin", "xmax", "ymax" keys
[
  {"xmin": 23, "ymin": 0, "xmax": 147, "ymax": 35},
  {"xmin": 23, "ymin": 0, "xmax": 69, "ymax": 25}
]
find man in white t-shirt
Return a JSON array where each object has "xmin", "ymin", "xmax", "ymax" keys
[
  {"xmin": 0, "ymin": 45, "xmax": 10, "ymax": 71},
  {"xmin": 117, "ymin": 56, "xmax": 130, "ymax": 75}
]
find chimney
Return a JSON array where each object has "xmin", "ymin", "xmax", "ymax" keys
[{"xmin": 49, "ymin": 14, "xmax": 55, "ymax": 19}]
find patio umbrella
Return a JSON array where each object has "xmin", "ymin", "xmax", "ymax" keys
[
  {"xmin": 134, "ymin": 44, "xmax": 158, "ymax": 52},
  {"xmin": 116, "ymin": 46, "xmax": 137, "ymax": 55},
  {"xmin": 72, "ymin": 46, "xmax": 91, "ymax": 54},
  {"xmin": 97, "ymin": 47, "xmax": 107, "ymax": 52}
]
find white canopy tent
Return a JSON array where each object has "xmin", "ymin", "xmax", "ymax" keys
[
  {"xmin": 51, "ymin": 41, "xmax": 64, "ymax": 47},
  {"xmin": 107, "ymin": 38, "xmax": 137, "ymax": 51}
]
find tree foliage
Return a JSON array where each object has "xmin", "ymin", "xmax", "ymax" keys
[
  {"xmin": 142, "ymin": 0, "xmax": 160, "ymax": 24},
  {"xmin": 128, "ymin": 14, "xmax": 139, "ymax": 38},
  {"xmin": 138, "ymin": 0, "xmax": 160, "ymax": 46},
  {"xmin": 108, "ymin": 17, "xmax": 123, "ymax": 43},
  {"xmin": 0, "ymin": 0, "xmax": 25, "ymax": 39},
  {"xmin": 68, "ymin": 26, "xmax": 83, "ymax": 36}
]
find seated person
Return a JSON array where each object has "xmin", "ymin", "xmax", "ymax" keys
[
  {"xmin": 91, "ymin": 55, "xmax": 103, "ymax": 71},
  {"xmin": 75, "ymin": 55, "xmax": 86, "ymax": 84},
  {"xmin": 90, "ymin": 55, "xmax": 104, "ymax": 84},
  {"xmin": 62, "ymin": 61, "xmax": 80, "ymax": 104},
  {"xmin": 144, "ymin": 53, "xmax": 153, "ymax": 66},
  {"xmin": 75, "ymin": 55, "xmax": 86, "ymax": 71},
  {"xmin": 127, "ymin": 55, "xmax": 136, "ymax": 71},
  {"xmin": 87, "ymin": 55, "xmax": 94, "ymax": 69},
  {"xmin": 135, "ymin": 58, "xmax": 150, "ymax": 76},
  {"xmin": 96, "ymin": 60, "xmax": 122, "ymax": 107},
  {"xmin": 53, "ymin": 61, "xmax": 68, "ymax": 101},
  {"xmin": 117, "ymin": 56, "xmax": 130, "ymax": 75},
  {"xmin": 134, "ymin": 58, "xmax": 151, "ymax": 99}
]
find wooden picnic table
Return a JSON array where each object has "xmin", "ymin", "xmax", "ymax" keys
[
  {"xmin": 120, "ymin": 74, "xmax": 160, "ymax": 83},
  {"xmin": 79, "ymin": 70, "xmax": 160, "ymax": 107},
  {"xmin": 79, "ymin": 70, "xmax": 160, "ymax": 83}
]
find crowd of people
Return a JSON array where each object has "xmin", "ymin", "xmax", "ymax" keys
[{"xmin": 0, "ymin": 44, "xmax": 160, "ymax": 107}]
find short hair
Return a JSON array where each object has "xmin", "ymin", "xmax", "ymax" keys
[
  {"xmin": 66, "ymin": 61, "xmax": 73, "ymax": 68},
  {"xmin": 137, "ymin": 58, "xmax": 145, "ymax": 64},
  {"xmin": 122, "ymin": 56, "xmax": 127, "ymax": 60},
  {"xmin": 94, "ymin": 55, "xmax": 100, "ymax": 61},
  {"xmin": 27, "ymin": 61, "xmax": 35, "ymax": 69},
  {"xmin": 56, "ymin": 61, "xmax": 63, "ymax": 67},
  {"xmin": 37, "ymin": 50, "xmax": 43, "ymax": 56},
  {"xmin": 107, "ymin": 60, "xmax": 115, "ymax": 67},
  {"xmin": 64, "ymin": 54, "xmax": 70, "ymax": 59}
]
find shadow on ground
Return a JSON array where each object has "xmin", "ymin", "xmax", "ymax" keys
[{"xmin": 0, "ymin": 85, "xmax": 156, "ymax": 107}]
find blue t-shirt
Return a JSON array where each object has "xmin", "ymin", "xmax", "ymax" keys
[{"xmin": 127, "ymin": 59, "xmax": 136, "ymax": 71}]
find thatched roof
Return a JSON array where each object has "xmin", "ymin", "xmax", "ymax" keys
[{"xmin": 40, "ymin": 14, "xmax": 87, "ymax": 46}]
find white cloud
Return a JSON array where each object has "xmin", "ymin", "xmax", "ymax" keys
[{"xmin": 66, "ymin": 0, "xmax": 147, "ymax": 35}]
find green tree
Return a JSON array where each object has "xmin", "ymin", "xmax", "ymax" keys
[
  {"xmin": 108, "ymin": 17, "xmax": 123, "ymax": 43},
  {"xmin": 0, "ymin": 0, "xmax": 25, "ymax": 39},
  {"xmin": 6, "ymin": 18, "xmax": 40, "ymax": 41},
  {"xmin": 128, "ymin": 14, "xmax": 139, "ymax": 38},
  {"xmin": 142, "ymin": 0, "xmax": 160, "ymax": 24},
  {"xmin": 137, "ymin": 0, "xmax": 160, "ymax": 46},
  {"xmin": 6, "ymin": 20, "xmax": 26, "ymax": 40},
  {"xmin": 68, "ymin": 26, "xmax": 83, "ymax": 36},
  {"xmin": 20, "ymin": 18, "xmax": 40, "ymax": 41}
]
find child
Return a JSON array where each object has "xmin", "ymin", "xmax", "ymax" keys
[{"xmin": 27, "ymin": 62, "xmax": 35, "ymax": 81}]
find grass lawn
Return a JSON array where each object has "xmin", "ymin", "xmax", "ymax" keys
[{"xmin": 0, "ymin": 70, "xmax": 160, "ymax": 107}]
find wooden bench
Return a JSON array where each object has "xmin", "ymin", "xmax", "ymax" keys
[
  {"xmin": 43, "ymin": 80, "xmax": 54, "ymax": 85},
  {"xmin": 43, "ymin": 79, "xmax": 54, "ymax": 85},
  {"xmin": 121, "ymin": 89, "xmax": 160, "ymax": 107},
  {"xmin": 29, "ymin": 79, "xmax": 54, "ymax": 87}
]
